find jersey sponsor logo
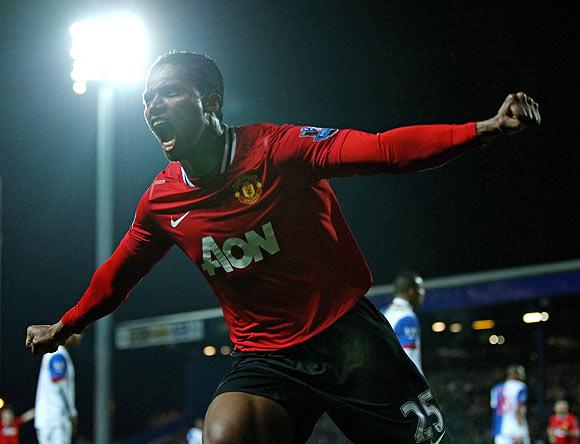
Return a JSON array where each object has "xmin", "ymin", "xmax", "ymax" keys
[
  {"xmin": 497, "ymin": 395, "xmax": 513, "ymax": 415},
  {"xmin": 2, "ymin": 426, "xmax": 17, "ymax": 436},
  {"xmin": 201, "ymin": 222, "xmax": 280, "ymax": 276},
  {"xmin": 299, "ymin": 126, "xmax": 338, "ymax": 141},
  {"xmin": 233, "ymin": 172, "xmax": 263, "ymax": 205},
  {"xmin": 171, "ymin": 211, "xmax": 191, "ymax": 228}
]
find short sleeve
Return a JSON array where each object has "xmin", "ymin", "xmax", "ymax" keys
[
  {"xmin": 49, "ymin": 354, "xmax": 67, "ymax": 382},
  {"xmin": 394, "ymin": 315, "xmax": 419, "ymax": 348},
  {"xmin": 490, "ymin": 387, "xmax": 497, "ymax": 409},
  {"xmin": 517, "ymin": 385, "xmax": 527, "ymax": 404}
]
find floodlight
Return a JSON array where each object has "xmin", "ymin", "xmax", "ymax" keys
[
  {"xmin": 523, "ymin": 311, "xmax": 549, "ymax": 324},
  {"xmin": 449, "ymin": 323, "xmax": 462, "ymax": 333},
  {"xmin": 69, "ymin": 14, "xmax": 146, "ymax": 92},
  {"xmin": 72, "ymin": 81, "xmax": 87, "ymax": 95},
  {"xmin": 203, "ymin": 345, "xmax": 217, "ymax": 357},
  {"xmin": 471, "ymin": 319, "xmax": 495, "ymax": 330},
  {"xmin": 431, "ymin": 322, "xmax": 446, "ymax": 332}
]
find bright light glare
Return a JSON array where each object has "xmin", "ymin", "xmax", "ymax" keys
[
  {"xmin": 72, "ymin": 81, "xmax": 88, "ymax": 95},
  {"xmin": 489, "ymin": 334, "xmax": 506, "ymax": 345},
  {"xmin": 0, "ymin": 397, "xmax": 4, "ymax": 409},
  {"xmin": 449, "ymin": 323, "xmax": 463, "ymax": 333},
  {"xmin": 202, "ymin": 345, "xmax": 217, "ymax": 357},
  {"xmin": 523, "ymin": 312, "xmax": 549, "ymax": 323},
  {"xmin": 471, "ymin": 319, "xmax": 495, "ymax": 330},
  {"xmin": 69, "ymin": 14, "xmax": 146, "ymax": 88},
  {"xmin": 431, "ymin": 322, "xmax": 446, "ymax": 332}
]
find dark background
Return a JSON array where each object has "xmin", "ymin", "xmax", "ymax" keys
[{"xmin": 1, "ymin": 1, "xmax": 579, "ymax": 441}]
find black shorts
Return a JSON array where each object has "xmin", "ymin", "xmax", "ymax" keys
[{"xmin": 213, "ymin": 297, "xmax": 453, "ymax": 443}]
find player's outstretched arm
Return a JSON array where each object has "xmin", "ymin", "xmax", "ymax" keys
[
  {"xmin": 19, "ymin": 408, "xmax": 35, "ymax": 423},
  {"xmin": 26, "ymin": 321, "xmax": 73, "ymax": 355},
  {"xmin": 271, "ymin": 91, "xmax": 541, "ymax": 178},
  {"xmin": 371, "ymin": 91, "xmax": 541, "ymax": 172}
]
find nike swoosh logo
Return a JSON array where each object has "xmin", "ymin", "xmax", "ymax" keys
[
  {"xmin": 431, "ymin": 431, "xmax": 445, "ymax": 444},
  {"xmin": 170, "ymin": 211, "xmax": 190, "ymax": 228}
]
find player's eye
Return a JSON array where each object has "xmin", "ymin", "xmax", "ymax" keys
[{"xmin": 143, "ymin": 92, "xmax": 154, "ymax": 105}]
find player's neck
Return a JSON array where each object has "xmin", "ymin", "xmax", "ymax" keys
[
  {"xmin": 182, "ymin": 124, "xmax": 227, "ymax": 178},
  {"xmin": 394, "ymin": 296, "xmax": 414, "ymax": 308}
]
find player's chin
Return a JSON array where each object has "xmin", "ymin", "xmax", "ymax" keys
[
  {"xmin": 163, "ymin": 151, "xmax": 178, "ymax": 161},
  {"xmin": 161, "ymin": 144, "xmax": 182, "ymax": 162}
]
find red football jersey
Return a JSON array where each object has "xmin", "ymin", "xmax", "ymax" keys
[
  {"xmin": 0, "ymin": 417, "xmax": 23, "ymax": 444},
  {"xmin": 550, "ymin": 414, "xmax": 579, "ymax": 444},
  {"xmin": 62, "ymin": 122, "xmax": 476, "ymax": 351}
]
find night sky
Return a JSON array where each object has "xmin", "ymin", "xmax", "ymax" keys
[{"xmin": 1, "ymin": 0, "xmax": 579, "ymax": 440}]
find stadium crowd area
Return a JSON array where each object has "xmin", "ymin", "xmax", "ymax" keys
[{"xmin": 303, "ymin": 361, "xmax": 580, "ymax": 444}]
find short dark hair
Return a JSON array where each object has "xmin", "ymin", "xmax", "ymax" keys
[
  {"xmin": 506, "ymin": 364, "xmax": 525, "ymax": 378},
  {"xmin": 150, "ymin": 51, "xmax": 225, "ymax": 121},
  {"xmin": 394, "ymin": 271, "xmax": 422, "ymax": 295}
]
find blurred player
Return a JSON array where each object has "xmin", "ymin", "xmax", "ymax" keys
[
  {"xmin": 26, "ymin": 51, "xmax": 540, "ymax": 443},
  {"xmin": 383, "ymin": 271, "xmax": 425, "ymax": 373},
  {"xmin": 0, "ymin": 405, "xmax": 34, "ymax": 444},
  {"xmin": 187, "ymin": 417, "xmax": 204, "ymax": 444},
  {"xmin": 34, "ymin": 334, "xmax": 80, "ymax": 444},
  {"xmin": 547, "ymin": 399, "xmax": 579, "ymax": 444},
  {"xmin": 490, "ymin": 365, "xmax": 530, "ymax": 444}
]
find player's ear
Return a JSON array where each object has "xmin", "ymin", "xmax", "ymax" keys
[{"xmin": 203, "ymin": 92, "xmax": 222, "ymax": 115}]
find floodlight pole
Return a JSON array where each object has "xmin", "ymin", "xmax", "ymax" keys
[
  {"xmin": 0, "ymin": 176, "xmax": 3, "ymax": 390},
  {"xmin": 94, "ymin": 82, "xmax": 115, "ymax": 444}
]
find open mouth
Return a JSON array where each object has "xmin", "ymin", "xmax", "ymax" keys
[{"xmin": 153, "ymin": 121, "xmax": 176, "ymax": 151}]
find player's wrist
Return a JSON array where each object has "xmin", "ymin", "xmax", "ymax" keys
[
  {"xmin": 50, "ymin": 321, "xmax": 73, "ymax": 342},
  {"xmin": 476, "ymin": 117, "xmax": 503, "ymax": 143}
]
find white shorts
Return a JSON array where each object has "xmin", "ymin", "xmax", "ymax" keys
[
  {"xmin": 494, "ymin": 435, "xmax": 531, "ymax": 444},
  {"xmin": 36, "ymin": 421, "xmax": 72, "ymax": 444}
]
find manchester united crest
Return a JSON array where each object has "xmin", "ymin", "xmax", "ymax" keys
[{"xmin": 233, "ymin": 172, "xmax": 263, "ymax": 205}]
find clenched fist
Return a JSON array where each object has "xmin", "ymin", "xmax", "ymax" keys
[
  {"xmin": 502, "ymin": 92, "xmax": 541, "ymax": 133},
  {"xmin": 26, "ymin": 321, "xmax": 72, "ymax": 355},
  {"xmin": 477, "ymin": 92, "xmax": 540, "ymax": 142}
]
